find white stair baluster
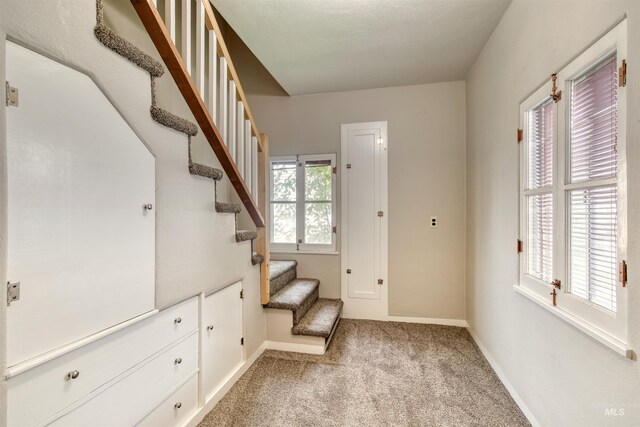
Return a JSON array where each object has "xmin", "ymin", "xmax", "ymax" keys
[
  {"xmin": 218, "ymin": 57, "xmax": 227, "ymax": 143},
  {"xmin": 237, "ymin": 102, "xmax": 245, "ymax": 177},
  {"xmin": 165, "ymin": 0, "xmax": 176, "ymax": 44},
  {"xmin": 207, "ymin": 32, "xmax": 217, "ymax": 124},
  {"xmin": 181, "ymin": 0, "xmax": 192, "ymax": 76},
  {"xmin": 244, "ymin": 120, "xmax": 252, "ymax": 190},
  {"xmin": 251, "ymin": 136, "xmax": 258, "ymax": 198},
  {"xmin": 195, "ymin": 0, "xmax": 205, "ymax": 96},
  {"xmin": 228, "ymin": 80, "xmax": 236, "ymax": 160}
]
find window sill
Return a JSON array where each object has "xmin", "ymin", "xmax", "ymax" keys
[
  {"xmin": 513, "ymin": 285, "xmax": 633, "ymax": 359},
  {"xmin": 270, "ymin": 250, "xmax": 339, "ymax": 256}
]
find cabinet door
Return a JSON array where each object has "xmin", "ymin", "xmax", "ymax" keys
[
  {"xmin": 6, "ymin": 42, "xmax": 155, "ymax": 366},
  {"xmin": 202, "ymin": 282, "xmax": 244, "ymax": 401}
]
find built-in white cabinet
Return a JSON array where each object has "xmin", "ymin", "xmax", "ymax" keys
[
  {"xmin": 5, "ymin": 41, "xmax": 156, "ymax": 367},
  {"xmin": 7, "ymin": 298, "xmax": 198, "ymax": 427},
  {"xmin": 137, "ymin": 375, "xmax": 199, "ymax": 427},
  {"xmin": 202, "ymin": 281, "xmax": 244, "ymax": 401}
]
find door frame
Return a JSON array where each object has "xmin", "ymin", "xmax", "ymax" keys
[{"xmin": 340, "ymin": 121, "xmax": 388, "ymax": 320}]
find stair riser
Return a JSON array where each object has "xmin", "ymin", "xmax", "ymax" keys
[
  {"xmin": 292, "ymin": 287, "xmax": 319, "ymax": 326},
  {"xmin": 270, "ymin": 267, "xmax": 296, "ymax": 296}
]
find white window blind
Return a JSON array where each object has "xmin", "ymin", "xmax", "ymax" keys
[
  {"xmin": 526, "ymin": 99, "xmax": 554, "ymax": 283},
  {"xmin": 568, "ymin": 55, "xmax": 618, "ymax": 311}
]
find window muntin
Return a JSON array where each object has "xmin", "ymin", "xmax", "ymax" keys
[{"xmin": 270, "ymin": 154, "xmax": 336, "ymax": 252}]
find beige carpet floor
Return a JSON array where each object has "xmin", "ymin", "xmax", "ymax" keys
[{"xmin": 199, "ymin": 319, "xmax": 530, "ymax": 427}]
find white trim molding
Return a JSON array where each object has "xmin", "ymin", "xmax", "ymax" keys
[
  {"xmin": 388, "ymin": 316, "xmax": 468, "ymax": 328},
  {"xmin": 265, "ymin": 340, "xmax": 325, "ymax": 355},
  {"xmin": 467, "ymin": 327, "xmax": 542, "ymax": 427}
]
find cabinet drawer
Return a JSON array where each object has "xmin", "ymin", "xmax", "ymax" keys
[
  {"xmin": 8, "ymin": 297, "xmax": 198, "ymax": 427},
  {"xmin": 49, "ymin": 333, "xmax": 198, "ymax": 427},
  {"xmin": 137, "ymin": 374, "xmax": 199, "ymax": 427}
]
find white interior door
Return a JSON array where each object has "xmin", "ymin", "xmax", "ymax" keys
[
  {"xmin": 6, "ymin": 42, "xmax": 156, "ymax": 366},
  {"xmin": 341, "ymin": 121, "xmax": 388, "ymax": 320},
  {"xmin": 201, "ymin": 281, "xmax": 244, "ymax": 402}
]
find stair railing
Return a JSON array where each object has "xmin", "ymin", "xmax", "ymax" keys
[{"xmin": 132, "ymin": 0, "xmax": 270, "ymax": 303}]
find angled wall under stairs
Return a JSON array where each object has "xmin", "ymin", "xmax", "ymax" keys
[{"xmin": 266, "ymin": 260, "xmax": 343, "ymax": 354}]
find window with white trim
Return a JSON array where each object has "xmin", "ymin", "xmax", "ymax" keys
[
  {"xmin": 518, "ymin": 21, "xmax": 628, "ymax": 350},
  {"xmin": 270, "ymin": 154, "xmax": 337, "ymax": 252}
]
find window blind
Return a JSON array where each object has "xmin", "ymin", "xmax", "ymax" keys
[
  {"xmin": 526, "ymin": 99, "xmax": 554, "ymax": 283},
  {"xmin": 568, "ymin": 54, "xmax": 618, "ymax": 311}
]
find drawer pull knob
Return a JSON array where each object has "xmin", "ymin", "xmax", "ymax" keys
[
  {"xmin": 174, "ymin": 402, "xmax": 182, "ymax": 409},
  {"xmin": 174, "ymin": 317, "xmax": 182, "ymax": 324},
  {"xmin": 66, "ymin": 370, "xmax": 80, "ymax": 380},
  {"xmin": 174, "ymin": 357, "xmax": 183, "ymax": 365},
  {"xmin": 207, "ymin": 325, "xmax": 214, "ymax": 331}
]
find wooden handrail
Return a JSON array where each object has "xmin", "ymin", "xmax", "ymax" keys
[{"xmin": 131, "ymin": 0, "xmax": 265, "ymax": 227}]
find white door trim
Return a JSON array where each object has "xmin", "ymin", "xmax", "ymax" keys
[{"xmin": 340, "ymin": 121, "xmax": 388, "ymax": 320}]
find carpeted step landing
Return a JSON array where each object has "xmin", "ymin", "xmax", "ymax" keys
[
  {"xmin": 292, "ymin": 298, "xmax": 343, "ymax": 338},
  {"xmin": 235, "ymin": 230, "xmax": 257, "ymax": 242},
  {"xmin": 269, "ymin": 260, "xmax": 297, "ymax": 296},
  {"xmin": 251, "ymin": 254, "xmax": 264, "ymax": 265},
  {"xmin": 216, "ymin": 201, "xmax": 242, "ymax": 214},
  {"xmin": 265, "ymin": 278, "xmax": 319, "ymax": 325}
]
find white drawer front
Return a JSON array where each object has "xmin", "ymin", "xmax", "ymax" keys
[
  {"xmin": 137, "ymin": 374, "xmax": 199, "ymax": 427},
  {"xmin": 8, "ymin": 297, "xmax": 198, "ymax": 427},
  {"xmin": 49, "ymin": 333, "xmax": 198, "ymax": 427}
]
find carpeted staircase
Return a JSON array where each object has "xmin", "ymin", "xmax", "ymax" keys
[
  {"xmin": 93, "ymin": 0, "xmax": 262, "ymax": 265},
  {"xmin": 266, "ymin": 260, "xmax": 343, "ymax": 341}
]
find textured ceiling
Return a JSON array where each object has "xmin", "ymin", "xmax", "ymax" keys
[{"xmin": 212, "ymin": 0, "xmax": 511, "ymax": 95}]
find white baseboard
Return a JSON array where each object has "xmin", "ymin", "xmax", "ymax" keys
[
  {"xmin": 183, "ymin": 341, "xmax": 267, "ymax": 427},
  {"xmin": 388, "ymin": 316, "xmax": 469, "ymax": 328},
  {"xmin": 265, "ymin": 340, "xmax": 325, "ymax": 355},
  {"xmin": 466, "ymin": 327, "xmax": 541, "ymax": 427}
]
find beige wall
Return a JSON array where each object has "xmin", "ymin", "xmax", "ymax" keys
[
  {"xmin": 251, "ymin": 81, "xmax": 467, "ymax": 320},
  {"xmin": 466, "ymin": 0, "xmax": 640, "ymax": 426}
]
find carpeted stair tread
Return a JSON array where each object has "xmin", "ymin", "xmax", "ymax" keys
[
  {"xmin": 265, "ymin": 278, "xmax": 320, "ymax": 325},
  {"xmin": 216, "ymin": 201, "xmax": 242, "ymax": 214},
  {"xmin": 235, "ymin": 230, "xmax": 257, "ymax": 242},
  {"xmin": 189, "ymin": 162, "xmax": 223, "ymax": 180},
  {"xmin": 94, "ymin": 24, "xmax": 164, "ymax": 78},
  {"xmin": 151, "ymin": 106, "xmax": 198, "ymax": 136},
  {"xmin": 269, "ymin": 260, "xmax": 297, "ymax": 281},
  {"xmin": 269, "ymin": 260, "xmax": 298, "ymax": 296},
  {"xmin": 292, "ymin": 298, "xmax": 343, "ymax": 338},
  {"xmin": 251, "ymin": 254, "xmax": 264, "ymax": 265}
]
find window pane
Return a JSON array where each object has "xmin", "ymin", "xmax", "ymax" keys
[
  {"xmin": 569, "ymin": 186, "xmax": 617, "ymax": 311},
  {"xmin": 527, "ymin": 193, "xmax": 553, "ymax": 283},
  {"xmin": 570, "ymin": 55, "xmax": 618, "ymax": 182},
  {"xmin": 305, "ymin": 159, "xmax": 332, "ymax": 201},
  {"xmin": 304, "ymin": 202, "xmax": 331, "ymax": 244},
  {"xmin": 271, "ymin": 161, "xmax": 296, "ymax": 201},
  {"xmin": 272, "ymin": 203, "xmax": 296, "ymax": 244},
  {"xmin": 528, "ymin": 99, "xmax": 554, "ymax": 189}
]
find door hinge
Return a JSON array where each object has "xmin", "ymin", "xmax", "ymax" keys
[
  {"xmin": 551, "ymin": 74, "xmax": 562, "ymax": 102},
  {"xmin": 377, "ymin": 211, "xmax": 384, "ymax": 217},
  {"xmin": 332, "ymin": 225, "xmax": 337, "ymax": 234},
  {"xmin": 517, "ymin": 239, "xmax": 523, "ymax": 253},
  {"xmin": 346, "ymin": 164, "xmax": 352, "ymax": 169},
  {"xmin": 619, "ymin": 59, "xmax": 627, "ymax": 87},
  {"xmin": 240, "ymin": 337, "xmax": 244, "ymax": 346},
  {"xmin": 5, "ymin": 82, "xmax": 18, "ymax": 107},
  {"xmin": 346, "ymin": 269, "xmax": 352, "ymax": 274},
  {"xmin": 240, "ymin": 289, "xmax": 244, "ymax": 299},
  {"xmin": 517, "ymin": 129, "xmax": 523, "ymax": 143},
  {"xmin": 7, "ymin": 281, "xmax": 20, "ymax": 306},
  {"xmin": 378, "ymin": 279, "xmax": 383, "ymax": 285},
  {"xmin": 620, "ymin": 260, "xmax": 628, "ymax": 287},
  {"xmin": 332, "ymin": 166, "xmax": 337, "ymax": 174}
]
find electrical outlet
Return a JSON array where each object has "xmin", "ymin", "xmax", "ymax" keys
[{"xmin": 430, "ymin": 216, "xmax": 438, "ymax": 228}]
